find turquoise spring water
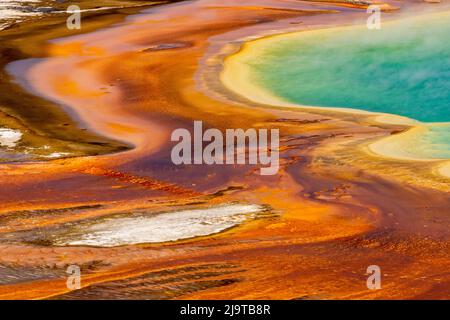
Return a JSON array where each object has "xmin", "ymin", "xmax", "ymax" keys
[
  {"xmin": 421, "ymin": 125, "xmax": 450, "ymax": 159},
  {"xmin": 246, "ymin": 13, "xmax": 450, "ymax": 159}
]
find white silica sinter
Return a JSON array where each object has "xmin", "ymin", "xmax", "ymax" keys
[
  {"xmin": 0, "ymin": 128, "xmax": 22, "ymax": 148},
  {"xmin": 57, "ymin": 204, "xmax": 266, "ymax": 247},
  {"xmin": 0, "ymin": 0, "xmax": 42, "ymax": 30}
]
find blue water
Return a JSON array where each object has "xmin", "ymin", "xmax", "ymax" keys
[
  {"xmin": 245, "ymin": 12, "xmax": 450, "ymax": 159},
  {"xmin": 249, "ymin": 14, "xmax": 450, "ymax": 123},
  {"xmin": 421, "ymin": 125, "xmax": 450, "ymax": 158}
]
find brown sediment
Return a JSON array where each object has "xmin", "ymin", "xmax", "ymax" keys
[
  {"xmin": 0, "ymin": 1, "xmax": 174, "ymax": 161},
  {"xmin": 0, "ymin": 0, "xmax": 449, "ymax": 300}
]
